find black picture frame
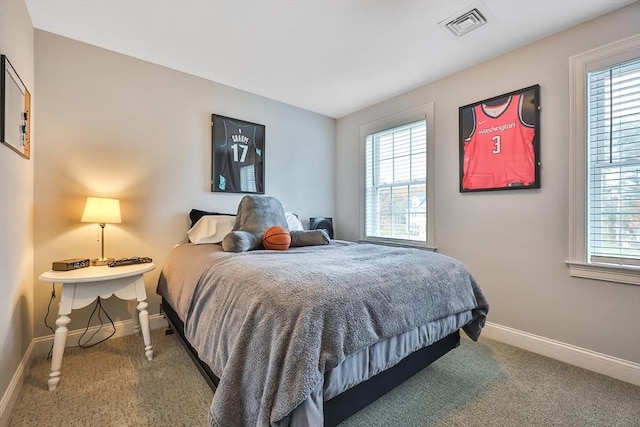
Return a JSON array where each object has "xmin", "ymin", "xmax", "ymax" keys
[
  {"xmin": 1, "ymin": 55, "xmax": 31, "ymax": 159},
  {"xmin": 459, "ymin": 84, "xmax": 540, "ymax": 192},
  {"xmin": 211, "ymin": 114, "xmax": 265, "ymax": 194}
]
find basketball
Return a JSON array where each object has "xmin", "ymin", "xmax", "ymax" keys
[{"xmin": 263, "ymin": 226, "xmax": 291, "ymax": 250}]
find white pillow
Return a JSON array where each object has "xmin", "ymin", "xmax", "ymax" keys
[
  {"xmin": 285, "ymin": 212, "xmax": 304, "ymax": 231},
  {"xmin": 187, "ymin": 215, "xmax": 236, "ymax": 244}
]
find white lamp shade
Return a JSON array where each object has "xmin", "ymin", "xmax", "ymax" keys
[{"xmin": 81, "ymin": 197, "xmax": 122, "ymax": 224}]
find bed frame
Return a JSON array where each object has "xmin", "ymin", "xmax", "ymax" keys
[{"xmin": 161, "ymin": 297, "xmax": 460, "ymax": 426}]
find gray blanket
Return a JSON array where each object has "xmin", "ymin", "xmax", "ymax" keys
[{"xmin": 183, "ymin": 242, "xmax": 488, "ymax": 426}]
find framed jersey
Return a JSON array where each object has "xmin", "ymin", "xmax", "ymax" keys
[
  {"xmin": 459, "ymin": 85, "xmax": 540, "ymax": 192},
  {"xmin": 211, "ymin": 114, "xmax": 265, "ymax": 194}
]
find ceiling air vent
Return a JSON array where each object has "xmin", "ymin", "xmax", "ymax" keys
[{"xmin": 446, "ymin": 8, "xmax": 487, "ymax": 36}]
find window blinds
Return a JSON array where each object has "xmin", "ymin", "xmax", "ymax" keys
[
  {"xmin": 365, "ymin": 120, "xmax": 427, "ymax": 242},
  {"xmin": 587, "ymin": 57, "xmax": 640, "ymax": 266}
]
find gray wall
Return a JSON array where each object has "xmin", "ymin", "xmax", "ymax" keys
[
  {"xmin": 0, "ymin": 0, "xmax": 34, "ymax": 410},
  {"xmin": 33, "ymin": 31, "xmax": 336, "ymax": 336},
  {"xmin": 336, "ymin": 4, "xmax": 640, "ymax": 363}
]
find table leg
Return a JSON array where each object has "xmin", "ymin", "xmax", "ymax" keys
[
  {"xmin": 137, "ymin": 300, "xmax": 153, "ymax": 361},
  {"xmin": 48, "ymin": 315, "xmax": 71, "ymax": 391},
  {"xmin": 129, "ymin": 300, "xmax": 141, "ymax": 334}
]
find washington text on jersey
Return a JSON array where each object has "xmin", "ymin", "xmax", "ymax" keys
[{"xmin": 462, "ymin": 94, "xmax": 535, "ymax": 190}]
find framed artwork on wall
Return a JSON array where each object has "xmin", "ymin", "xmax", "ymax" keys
[
  {"xmin": 211, "ymin": 114, "xmax": 265, "ymax": 194},
  {"xmin": 459, "ymin": 84, "xmax": 540, "ymax": 192},
  {"xmin": 1, "ymin": 55, "xmax": 31, "ymax": 159}
]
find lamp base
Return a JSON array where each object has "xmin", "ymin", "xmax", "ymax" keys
[{"xmin": 91, "ymin": 257, "xmax": 115, "ymax": 266}]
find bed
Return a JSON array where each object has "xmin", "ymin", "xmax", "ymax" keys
[{"xmin": 156, "ymin": 238, "xmax": 488, "ymax": 426}]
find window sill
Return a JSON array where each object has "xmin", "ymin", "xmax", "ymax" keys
[
  {"xmin": 565, "ymin": 261, "xmax": 640, "ymax": 286},
  {"xmin": 358, "ymin": 239, "xmax": 437, "ymax": 252}
]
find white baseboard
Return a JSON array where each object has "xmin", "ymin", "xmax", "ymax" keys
[
  {"xmin": 0, "ymin": 314, "xmax": 167, "ymax": 426},
  {"xmin": 482, "ymin": 322, "xmax": 640, "ymax": 386},
  {"xmin": 32, "ymin": 313, "xmax": 167, "ymax": 356},
  {"xmin": 0, "ymin": 341, "xmax": 34, "ymax": 427}
]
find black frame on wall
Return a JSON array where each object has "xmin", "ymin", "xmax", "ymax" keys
[
  {"xmin": 1, "ymin": 54, "xmax": 31, "ymax": 159},
  {"xmin": 211, "ymin": 113, "xmax": 265, "ymax": 194},
  {"xmin": 459, "ymin": 84, "xmax": 540, "ymax": 192}
]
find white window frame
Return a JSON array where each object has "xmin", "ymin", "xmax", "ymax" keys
[
  {"xmin": 359, "ymin": 103, "xmax": 435, "ymax": 249},
  {"xmin": 566, "ymin": 35, "xmax": 640, "ymax": 286}
]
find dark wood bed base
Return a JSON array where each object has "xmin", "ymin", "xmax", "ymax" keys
[{"xmin": 160, "ymin": 297, "xmax": 460, "ymax": 426}]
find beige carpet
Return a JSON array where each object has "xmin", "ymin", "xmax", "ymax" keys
[
  {"xmin": 8, "ymin": 328, "xmax": 640, "ymax": 426},
  {"xmin": 8, "ymin": 329, "xmax": 212, "ymax": 426}
]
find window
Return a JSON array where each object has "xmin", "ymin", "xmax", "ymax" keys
[
  {"xmin": 587, "ymin": 58, "xmax": 640, "ymax": 266},
  {"xmin": 360, "ymin": 103, "xmax": 435, "ymax": 248},
  {"xmin": 568, "ymin": 35, "xmax": 640, "ymax": 286}
]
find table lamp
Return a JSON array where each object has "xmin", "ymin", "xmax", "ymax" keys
[{"xmin": 81, "ymin": 196, "xmax": 121, "ymax": 266}]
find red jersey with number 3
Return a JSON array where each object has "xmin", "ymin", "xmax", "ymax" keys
[{"xmin": 463, "ymin": 94, "xmax": 535, "ymax": 190}]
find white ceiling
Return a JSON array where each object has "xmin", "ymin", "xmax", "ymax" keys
[{"xmin": 24, "ymin": 0, "xmax": 635, "ymax": 118}]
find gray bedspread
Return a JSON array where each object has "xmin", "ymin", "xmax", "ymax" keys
[{"xmin": 179, "ymin": 242, "xmax": 488, "ymax": 427}]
